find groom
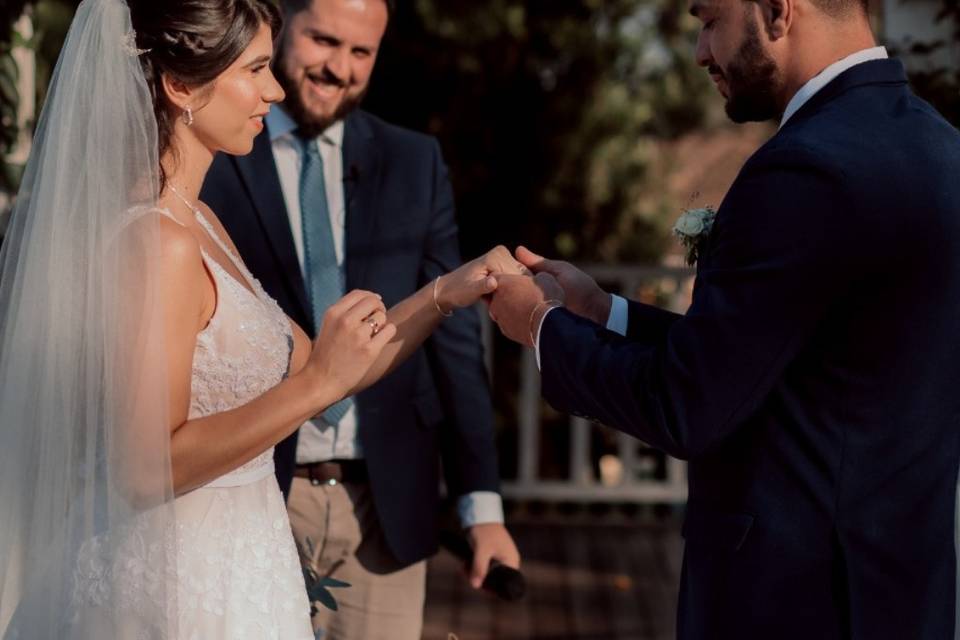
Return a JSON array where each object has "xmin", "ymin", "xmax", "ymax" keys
[{"xmin": 489, "ymin": 0, "xmax": 960, "ymax": 637}]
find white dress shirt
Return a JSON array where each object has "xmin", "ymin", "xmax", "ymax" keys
[
  {"xmin": 267, "ymin": 107, "xmax": 503, "ymax": 527},
  {"xmin": 780, "ymin": 46, "xmax": 888, "ymax": 127},
  {"xmin": 535, "ymin": 46, "xmax": 890, "ymax": 360}
]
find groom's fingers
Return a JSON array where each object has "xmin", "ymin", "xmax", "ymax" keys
[
  {"xmin": 516, "ymin": 245, "xmax": 564, "ymax": 276},
  {"xmin": 514, "ymin": 245, "xmax": 544, "ymax": 270}
]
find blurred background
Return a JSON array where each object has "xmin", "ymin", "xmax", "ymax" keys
[{"xmin": 1, "ymin": 1, "xmax": 958, "ymax": 638}]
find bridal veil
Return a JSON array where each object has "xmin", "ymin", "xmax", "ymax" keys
[{"xmin": 0, "ymin": 0, "xmax": 177, "ymax": 636}]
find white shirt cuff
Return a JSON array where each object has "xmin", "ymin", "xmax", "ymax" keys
[
  {"xmin": 534, "ymin": 306, "xmax": 560, "ymax": 371},
  {"xmin": 457, "ymin": 491, "xmax": 505, "ymax": 528},
  {"xmin": 534, "ymin": 297, "xmax": 627, "ymax": 371},
  {"xmin": 606, "ymin": 294, "xmax": 628, "ymax": 336}
]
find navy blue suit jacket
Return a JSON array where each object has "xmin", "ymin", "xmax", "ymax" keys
[
  {"xmin": 541, "ymin": 60, "xmax": 960, "ymax": 638},
  {"xmin": 200, "ymin": 110, "xmax": 499, "ymax": 565}
]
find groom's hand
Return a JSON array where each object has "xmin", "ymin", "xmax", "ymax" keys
[
  {"xmin": 488, "ymin": 272, "xmax": 565, "ymax": 347},
  {"xmin": 515, "ymin": 246, "xmax": 612, "ymax": 326},
  {"xmin": 466, "ymin": 523, "xmax": 521, "ymax": 589}
]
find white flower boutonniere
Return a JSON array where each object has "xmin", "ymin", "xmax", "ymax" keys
[{"xmin": 673, "ymin": 206, "xmax": 717, "ymax": 266}]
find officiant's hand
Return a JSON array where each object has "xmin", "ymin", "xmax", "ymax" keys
[
  {"xmin": 434, "ymin": 245, "xmax": 530, "ymax": 311},
  {"xmin": 467, "ymin": 523, "xmax": 521, "ymax": 589},
  {"xmin": 515, "ymin": 246, "xmax": 612, "ymax": 326},
  {"xmin": 488, "ymin": 272, "xmax": 565, "ymax": 347}
]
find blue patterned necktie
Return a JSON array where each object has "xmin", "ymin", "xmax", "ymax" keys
[{"xmin": 299, "ymin": 137, "xmax": 353, "ymax": 425}]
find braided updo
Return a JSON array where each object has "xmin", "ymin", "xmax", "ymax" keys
[{"xmin": 127, "ymin": 0, "xmax": 282, "ymax": 191}]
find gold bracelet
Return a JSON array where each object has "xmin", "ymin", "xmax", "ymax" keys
[
  {"xmin": 433, "ymin": 276, "xmax": 453, "ymax": 318},
  {"xmin": 528, "ymin": 299, "xmax": 563, "ymax": 346}
]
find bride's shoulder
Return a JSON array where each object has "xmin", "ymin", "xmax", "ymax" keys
[
  {"xmin": 157, "ymin": 216, "xmax": 203, "ymax": 272},
  {"xmin": 118, "ymin": 206, "xmax": 201, "ymax": 265}
]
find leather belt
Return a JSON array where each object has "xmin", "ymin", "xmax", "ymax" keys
[{"xmin": 294, "ymin": 460, "xmax": 368, "ymax": 486}]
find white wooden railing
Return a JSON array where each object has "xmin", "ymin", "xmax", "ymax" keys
[{"xmin": 481, "ymin": 264, "xmax": 695, "ymax": 504}]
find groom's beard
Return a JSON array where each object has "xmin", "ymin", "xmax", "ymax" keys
[
  {"xmin": 716, "ymin": 17, "xmax": 781, "ymax": 123},
  {"xmin": 273, "ymin": 57, "xmax": 368, "ymax": 139}
]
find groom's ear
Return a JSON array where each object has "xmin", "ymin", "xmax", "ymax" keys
[{"xmin": 757, "ymin": 0, "xmax": 793, "ymax": 40}]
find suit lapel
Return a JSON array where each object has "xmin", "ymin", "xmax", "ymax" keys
[
  {"xmin": 342, "ymin": 112, "xmax": 383, "ymax": 291},
  {"xmin": 233, "ymin": 128, "xmax": 311, "ymax": 321}
]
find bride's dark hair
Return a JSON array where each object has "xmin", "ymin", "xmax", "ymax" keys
[{"xmin": 127, "ymin": 0, "xmax": 282, "ymax": 191}]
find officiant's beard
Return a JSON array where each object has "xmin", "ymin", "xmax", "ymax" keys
[
  {"xmin": 720, "ymin": 18, "xmax": 781, "ymax": 123},
  {"xmin": 274, "ymin": 63, "xmax": 368, "ymax": 138}
]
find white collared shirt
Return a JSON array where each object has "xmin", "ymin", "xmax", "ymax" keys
[
  {"xmin": 535, "ymin": 47, "xmax": 890, "ymax": 362},
  {"xmin": 266, "ymin": 107, "xmax": 503, "ymax": 527},
  {"xmin": 267, "ymin": 107, "xmax": 362, "ymax": 463},
  {"xmin": 780, "ymin": 46, "xmax": 888, "ymax": 127}
]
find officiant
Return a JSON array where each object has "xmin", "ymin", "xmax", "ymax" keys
[{"xmin": 200, "ymin": 0, "xmax": 520, "ymax": 637}]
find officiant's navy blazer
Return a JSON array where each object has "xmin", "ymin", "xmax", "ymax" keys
[
  {"xmin": 200, "ymin": 110, "xmax": 499, "ymax": 565},
  {"xmin": 541, "ymin": 59, "xmax": 960, "ymax": 639}
]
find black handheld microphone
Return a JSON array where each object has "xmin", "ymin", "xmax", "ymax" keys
[{"xmin": 438, "ymin": 530, "xmax": 526, "ymax": 602}]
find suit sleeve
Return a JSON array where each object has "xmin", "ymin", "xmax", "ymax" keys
[
  {"xmin": 625, "ymin": 298, "xmax": 683, "ymax": 342},
  {"xmin": 540, "ymin": 147, "xmax": 854, "ymax": 460},
  {"xmin": 418, "ymin": 140, "xmax": 501, "ymax": 498}
]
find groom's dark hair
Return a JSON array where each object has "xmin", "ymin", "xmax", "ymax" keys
[
  {"xmin": 127, "ymin": 0, "xmax": 283, "ymax": 192},
  {"xmin": 751, "ymin": 0, "xmax": 869, "ymax": 20}
]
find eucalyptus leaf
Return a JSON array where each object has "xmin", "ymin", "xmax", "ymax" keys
[
  {"xmin": 0, "ymin": 54, "xmax": 19, "ymax": 84},
  {"xmin": 316, "ymin": 577, "xmax": 351, "ymax": 589},
  {"xmin": 311, "ymin": 586, "xmax": 339, "ymax": 612}
]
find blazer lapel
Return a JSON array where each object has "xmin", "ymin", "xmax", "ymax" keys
[
  {"xmin": 234, "ymin": 128, "xmax": 311, "ymax": 321},
  {"xmin": 342, "ymin": 112, "xmax": 383, "ymax": 291}
]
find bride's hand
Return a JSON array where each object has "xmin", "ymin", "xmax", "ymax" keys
[
  {"xmin": 435, "ymin": 245, "xmax": 530, "ymax": 312},
  {"xmin": 303, "ymin": 290, "xmax": 396, "ymax": 402}
]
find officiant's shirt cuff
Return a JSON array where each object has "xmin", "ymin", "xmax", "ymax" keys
[
  {"xmin": 458, "ymin": 491, "xmax": 505, "ymax": 528},
  {"xmin": 607, "ymin": 294, "xmax": 628, "ymax": 336}
]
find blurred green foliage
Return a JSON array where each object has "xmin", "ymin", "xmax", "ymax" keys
[
  {"xmin": 365, "ymin": 0, "xmax": 714, "ymax": 263},
  {"xmin": 1, "ymin": 0, "xmax": 76, "ymax": 198},
  {"xmin": 899, "ymin": 0, "xmax": 960, "ymax": 125},
  {"xmin": 3, "ymin": 0, "xmax": 958, "ymax": 253}
]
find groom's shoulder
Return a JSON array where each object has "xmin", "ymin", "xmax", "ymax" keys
[
  {"xmin": 737, "ymin": 131, "xmax": 847, "ymax": 188},
  {"xmin": 751, "ymin": 78, "xmax": 960, "ymax": 179}
]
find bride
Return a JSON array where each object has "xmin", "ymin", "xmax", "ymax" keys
[{"xmin": 0, "ymin": 0, "xmax": 520, "ymax": 637}]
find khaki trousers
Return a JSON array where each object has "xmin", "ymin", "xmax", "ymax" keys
[{"xmin": 287, "ymin": 477, "xmax": 426, "ymax": 640}]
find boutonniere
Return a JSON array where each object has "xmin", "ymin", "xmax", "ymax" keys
[{"xmin": 673, "ymin": 205, "xmax": 717, "ymax": 266}]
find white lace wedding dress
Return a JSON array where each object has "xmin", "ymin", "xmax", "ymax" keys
[{"xmin": 73, "ymin": 208, "xmax": 313, "ymax": 640}]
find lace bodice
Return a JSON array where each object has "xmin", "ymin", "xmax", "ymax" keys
[{"xmin": 162, "ymin": 208, "xmax": 294, "ymax": 485}]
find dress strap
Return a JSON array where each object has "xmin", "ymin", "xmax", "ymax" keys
[{"xmin": 191, "ymin": 210, "xmax": 259, "ymax": 294}]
